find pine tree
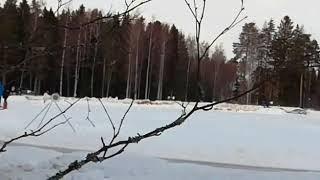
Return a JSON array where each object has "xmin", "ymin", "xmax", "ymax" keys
[
  {"xmin": 38, "ymin": 8, "xmax": 60, "ymax": 94},
  {"xmin": 164, "ymin": 25, "xmax": 178, "ymax": 99},
  {"xmin": 100, "ymin": 17, "xmax": 117, "ymax": 97},
  {"xmin": 175, "ymin": 32, "xmax": 189, "ymax": 100},
  {"xmin": 270, "ymin": 16, "xmax": 295, "ymax": 105},
  {"xmin": 211, "ymin": 45, "xmax": 226, "ymax": 101},
  {"xmin": 233, "ymin": 22, "xmax": 260, "ymax": 104},
  {"xmin": 254, "ymin": 19, "xmax": 275, "ymax": 103},
  {"xmin": 185, "ymin": 36, "xmax": 197, "ymax": 101},
  {"xmin": 0, "ymin": 0, "xmax": 19, "ymax": 84},
  {"xmin": 17, "ymin": 0, "xmax": 31, "ymax": 87}
]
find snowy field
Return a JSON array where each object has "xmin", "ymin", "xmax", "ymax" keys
[{"xmin": 1, "ymin": 96, "xmax": 320, "ymax": 179}]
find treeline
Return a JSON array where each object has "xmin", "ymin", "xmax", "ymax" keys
[
  {"xmin": 0, "ymin": 0, "xmax": 237, "ymax": 102},
  {"xmin": 2, "ymin": 0, "xmax": 320, "ymax": 107},
  {"xmin": 233, "ymin": 16, "xmax": 320, "ymax": 107}
]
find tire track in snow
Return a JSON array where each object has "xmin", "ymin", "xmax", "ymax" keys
[
  {"xmin": 161, "ymin": 158, "xmax": 320, "ymax": 173},
  {"xmin": 0, "ymin": 140, "xmax": 88, "ymax": 153}
]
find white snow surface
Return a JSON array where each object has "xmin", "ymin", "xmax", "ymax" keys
[{"xmin": 1, "ymin": 96, "xmax": 320, "ymax": 179}]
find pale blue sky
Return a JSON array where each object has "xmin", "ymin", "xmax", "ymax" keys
[{"xmin": 2, "ymin": 0, "xmax": 320, "ymax": 58}]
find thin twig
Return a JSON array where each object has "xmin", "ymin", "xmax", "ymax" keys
[
  {"xmin": 103, "ymin": 99, "xmax": 134, "ymax": 157},
  {"xmin": 59, "ymin": 0, "xmax": 152, "ymax": 30},
  {"xmin": 25, "ymin": 102, "xmax": 51, "ymax": 129},
  {"xmin": 55, "ymin": 0, "xmax": 73, "ymax": 15},
  {"xmin": 199, "ymin": 3, "xmax": 246, "ymax": 62},
  {"xmin": 37, "ymin": 102, "xmax": 53, "ymax": 129},
  {"xmin": 85, "ymin": 98, "xmax": 95, "ymax": 127},
  {"xmin": 54, "ymin": 102, "xmax": 76, "ymax": 132},
  {"xmin": 98, "ymin": 99, "xmax": 116, "ymax": 134},
  {"xmin": 37, "ymin": 118, "xmax": 73, "ymax": 136},
  {"xmin": 116, "ymin": 99, "xmax": 134, "ymax": 138},
  {"xmin": 0, "ymin": 98, "xmax": 81, "ymax": 153}
]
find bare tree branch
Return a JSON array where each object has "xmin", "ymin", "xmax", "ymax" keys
[
  {"xmin": 116, "ymin": 99, "xmax": 134, "ymax": 138},
  {"xmin": 85, "ymin": 98, "xmax": 95, "ymax": 127},
  {"xmin": 199, "ymin": 2, "xmax": 246, "ymax": 62},
  {"xmin": 37, "ymin": 117, "xmax": 73, "ymax": 136},
  {"xmin": 48, "ymin": 107, "xmax": 190, "ymax": 180},
  {"xmin": 55, "ymin": 0, "xmax": 73, "ymax": 15},
  {"xmin": 196, "ymin": 80, "xmax": 267, "ymax": 111},
  {"xmin": 48, "ymin": 80, "xmax": 265, "ymax": 180},
  {"xmin": 101, "ymin": 99, "xmax": 134, "ymax": 157},
  {"xmin": 98, "ymin": 98, "xmax": 116, "ymax": 134},
  {"xmin": 0, "ymin": 98, "xmax": 81, "ymax": 153},
  {"xmin": 47, "ymin": 1, "xmax": 251, "ymax": 179},
  {"xmin": 183, "ymin": 0, "xmax": 199, "ymax": 24},
  {"xmin": 59, "ymin": 0, "xmax": 152, "ymax": 30}
]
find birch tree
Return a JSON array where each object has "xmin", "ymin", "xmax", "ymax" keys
[{"xmin": 59, "ymin": 11, "xmax": 69, "ymax": 96}]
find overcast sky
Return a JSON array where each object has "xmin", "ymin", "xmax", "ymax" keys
[{"xmin": 3, "ymin": 0, "xmax": 320, "ymax": 58}]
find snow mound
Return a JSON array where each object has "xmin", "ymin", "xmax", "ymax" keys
[{"xmin": 280, "ymin": 108, "xmax": 308, "ymax": 115}]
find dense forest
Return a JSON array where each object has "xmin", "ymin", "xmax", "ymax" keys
[
  {"xmin": 234, "ymin": 17, "xmax": 320, "ymax": 107},
  {"xmin": 0, "ymin": 0, "xmax": 320, "ymax": 107}
]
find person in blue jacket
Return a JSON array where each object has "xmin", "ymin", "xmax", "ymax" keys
[{"xmin": 0, "ymin": 81, "xmax": 4, "ymax": 106}]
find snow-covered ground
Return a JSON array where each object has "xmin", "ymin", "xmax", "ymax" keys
[{"xmin": 1, "ymin": 96, "xmax": 320, "ymax": 179}]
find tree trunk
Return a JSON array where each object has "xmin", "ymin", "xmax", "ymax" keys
[
  {"xmin": 134, "ymin": 33, "xmax": 140, "ymax": 100},
  {"xmin": 19, "ymin": 49, "xmax": 30, "ymax": 90},
  {"xmin": 307, "ymin": 70, "xmax": 312, "ymax": 107},
  {"xmin": 148, "ymin": 61, "xmax": 153, "ymax": 99},
  {"xmin": 33, "ymin": 76, "xmax": 38, "ymax": 95},
  {"xmin": 145, "ymin": 30, "xmax": 153, "ymax": 99},
  {"xmin": 299, "ymin": 73, "xmax": 304, "ymax": 108},
  {"xmin": 138, "ymin": 47, "xmax": 147, "ymax": 99},
  {"xmin": 37, "ymin": 79, "xmax": 41, "ymax": 95},
  {"xmin": 213, "ymin": 61, "xmax": 221, "ymax": 101},
  {"xmin": 90, "ymin": 41, "xmax": 98, "ymax": 97},
  {"xmin": 2, "ymin": 47, "xmax": 7, "ymax": 85},
  {"xmin": 90, "ymin": 23, "xmax": 100, "ymax": 97},
  {"xmin": 126, "ymin": 50, "xmax": 132, "ymax": 99},
  {"xmin": 59, "ymin": 17, "xmax": 69, "ymax": 96},
  {"xmin": 67, "ymin": 69, "xmax": 70, "ymax": 97},
  {"xmin": 101, "ymin": 58, "xmax": 106, "ymax": 97},
  {"xmin": 29, "ymin": 73, "xmax": 33, "ymax": 90},
  {"xmin": 19, "ymin": 64, "xmax": 26, "ymax": 89},
  {"xmin": 184, "ymin": 57, "xmax": 191, "ymax": 102},
  {"xmin": 138, "ymin": 57, "xmax": 143, "ymax": 99},
  {"xmin": 73, "ymin": 28, "xmax": 82, "ymax": 97},
  {"xmin": 106, "ymin": 69, "xmax": 113, "ymax": 98},
  {"xmin": 157, "ymin": 41, "xmax": 165, "ymax": 100}
]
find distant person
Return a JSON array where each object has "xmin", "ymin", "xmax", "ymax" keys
[
  {"xmin": 3, "ymin": 86, "xmax": 10, "ymax": 109},
  {"xmin": 0, "ymin": 82, "xmax": 4, "ymax": 106},
  {"xmin": 265, "ymin": 100, "xmax": 270, "ymax": 108},
  {"xmin": 261, "ymin": 95, "xmax": 270, "ymax": 108},
  {"xmin": 43, "ymin": 91, "xmax": 51, "ymax": 103}
]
